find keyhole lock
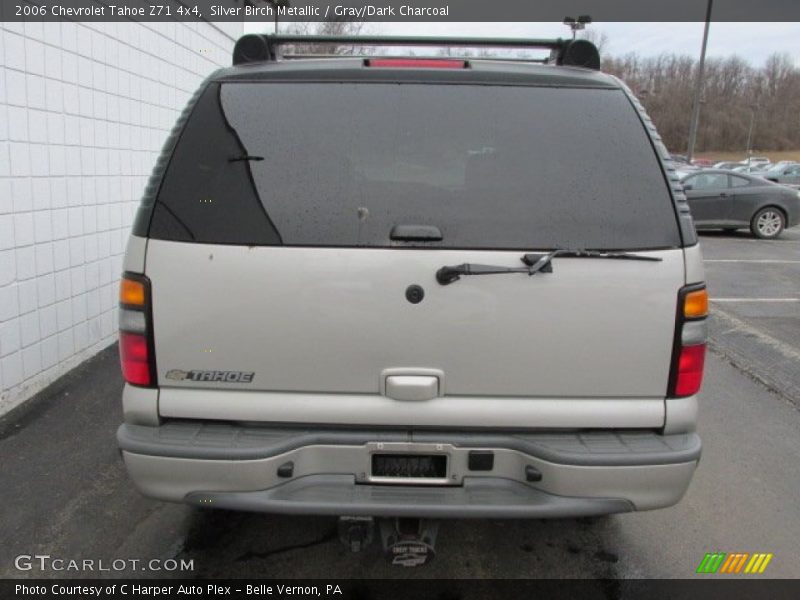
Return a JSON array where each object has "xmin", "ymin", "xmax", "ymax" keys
[{"xmin": 405, "ymin": 285, "xmax": 425, "ymax": 304}]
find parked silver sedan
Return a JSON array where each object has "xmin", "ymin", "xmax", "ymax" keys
[
  {"xmin": 681, "ymin": 169, "xmax": 800, "ymax": 238},
  {"xmin": 762, "ymin": 163, "xmax": 800, "ymax": 186}
]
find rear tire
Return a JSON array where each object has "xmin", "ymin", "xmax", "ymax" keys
[{"xmin": 750, "ymin": 207, "xmax": 785, "ymax": 239}]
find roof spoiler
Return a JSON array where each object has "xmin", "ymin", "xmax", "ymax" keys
[{"xmin": 232, "ymin": 35, "xmax": 601, "ymax": 70}]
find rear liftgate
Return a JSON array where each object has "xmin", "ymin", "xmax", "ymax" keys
[{"xmin": 235, "ymin": 32, "xmax": 604, "ymax": 567}]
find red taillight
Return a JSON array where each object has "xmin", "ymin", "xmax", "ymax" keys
[
  {"xmin": 365, "ymin": 58, "xmax": 467, "ymax": 69},
  {"xmin": 120, "ymin": 332, "xmax": 151, "ymax": 386},
  {"xmin": 668, "ymin": 284, "xmax": 708, "ymax": 398},
  {"xmin": 674, "ymin": 344, "xmax": 706, "ymax": 397},
  {"xmin": 119, "ymin": 273, "xmax": 155, "ymax": 387}
]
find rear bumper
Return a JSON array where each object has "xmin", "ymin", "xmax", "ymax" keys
[{"xmin": 118, "ymin": 422, "xmax": 701, "ymax": 518}]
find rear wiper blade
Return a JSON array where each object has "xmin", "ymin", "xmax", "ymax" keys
[
  {"xmin": 228, "ymin": 155, "xmax": 264, "ymax": 162},
  {"xmin": 436, "ymin": 249, "xmax": 662, "ymax": 286},
  {"xmin": 521, "ymin": 249, "xmax": 664, "ymax": 266}
]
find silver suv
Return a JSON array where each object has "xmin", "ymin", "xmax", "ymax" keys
[{"xmin": 117, "ymin": 36, "xmax": 707, "ymax": 527}]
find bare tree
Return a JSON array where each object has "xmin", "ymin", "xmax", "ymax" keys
[
  {"xmin": 254, "ymin": 21, "xmax": 800, "ymax": 152},
  {"xmin": 280, "ymin": 19, "xmax": 369, "ymax": 55},
  {"xmin": 605, "ymin": 49, "xmax": 800, "ymax": 153},
  {"xmin": 579, "ymin": 29, "xmax": 609, "ymax": 55}
]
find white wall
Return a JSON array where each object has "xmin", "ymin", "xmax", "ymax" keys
[{"xmin": 0, "ymin": 20, "xmax": 243, "ymax": 413}]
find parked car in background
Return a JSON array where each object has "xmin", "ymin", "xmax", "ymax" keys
[
  {"xmin": 733, "ymin": 163, "xmax": 771, "ymax": 174},
  {"xmin": 673, "ymin": 161, "xmax": 699, "ymax": 178},
  {"xmin": 691, "ymin": 158, "xmax": 714, "ymax": 167},
  {"xmin": 759, "ymin": 160, "xmax": 796, "ymax": 170},
  {"xmin": 763, "ymin": 163, "xmax": 800, "ymax": 186},
  {"xmin": 670, "ymin": 153, "xmax": 690, "ymax": 164},
  {"xmin": 713, "ymin": 161, "xmax": 743, "ymax": 170},
  {"xmin": 681, "ymin": 169, "xmax": 800, "ymax": 238},
  {"xmin": 746, "ymin": 156, "xmax": 771, "ymax": 167}
]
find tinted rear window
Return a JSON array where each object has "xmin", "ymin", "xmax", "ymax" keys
[{"xmin": 149, "ymin": 82, "xmax": 680, "ymax": 250}]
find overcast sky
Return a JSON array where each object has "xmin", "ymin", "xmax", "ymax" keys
[{"xmin": 248, "ymin": 22, "xmax": 800, "ymax": 67}]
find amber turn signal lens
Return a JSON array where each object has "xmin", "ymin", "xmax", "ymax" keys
[
  {"xmin": 684, "ymin": 288, "xmax": 709, "ymax": 319},
  {"xmin": 120, "ymin": 277, "xmax": 146, "ymax": 306}
]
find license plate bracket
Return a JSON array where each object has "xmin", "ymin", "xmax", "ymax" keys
[{"xmin": 371, "ymin": 454, "xmax": 448, "ymax": 480}]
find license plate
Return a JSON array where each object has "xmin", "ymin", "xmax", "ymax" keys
[{"xmin": 371, "ymin": 454, "xmax": 447, "ymax": 479}]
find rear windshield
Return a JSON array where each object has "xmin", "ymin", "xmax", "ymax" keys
[{"xmin": 148, "ymin": 82, "xmax": 681, "ymax": 250}]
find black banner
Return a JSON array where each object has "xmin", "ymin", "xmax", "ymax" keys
[
  {"xmin": 4, "ymin": 580, "xmax": 800, "ymax": 600},
  {"xmin": 2, "ymin": 0, "xmax": 800, "ymax": 23}
]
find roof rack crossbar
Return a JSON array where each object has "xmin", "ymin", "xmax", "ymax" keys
[
  {"xmin": 282, "ymin": 54, "xmax": 550, "ymax": 64},
  {"xmin": 233, "ymin": 35, "xmax": 601, "ymax": 70}
]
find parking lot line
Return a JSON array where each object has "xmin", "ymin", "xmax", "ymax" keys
[
  {"xmin": 703, "ymin": 239, "xmax": 800, "ymax": 245},
  {"xmin": 711, "ymin": 298, "xmax": 800, "ymax": 302},
  {"xmin": 704, "ymin": 259, "xmax": 800, "ymax": 264}
]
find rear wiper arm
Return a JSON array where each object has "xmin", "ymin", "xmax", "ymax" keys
[
  {"xmin": 436, "ymin": 253, "xmax": 555, "ymax": 286},
  {"xmin": 436, "ymin": 263, "xmax": 534, "ymax": 286},
  {"xmin": 437, "ymin": 249, "xmax": 662, "ymax": 286}
]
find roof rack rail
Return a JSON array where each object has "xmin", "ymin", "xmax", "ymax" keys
[{"xmin": 232, "ymin": 35, "xmax": 601, "ymax": 70}]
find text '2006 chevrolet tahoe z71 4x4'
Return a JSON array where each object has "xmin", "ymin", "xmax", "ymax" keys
[{"xmin": 116, "ymin": 35, "xmax": 707, "ymax": 561}]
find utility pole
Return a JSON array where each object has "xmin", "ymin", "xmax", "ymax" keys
[
  {"xmin": 745, "ymin": 103, "xmax": 759, "ymax": 165},
  {"xmin": 265, "ymin": 0, "xmax": 289, "ymax": 34},
  {"xmin": 687, "ymin": 0, "xmax": 713, "ymax": 163}
]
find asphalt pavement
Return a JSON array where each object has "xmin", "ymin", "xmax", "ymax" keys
[
  {"xmin": 701, "ymin": 227, "xmax": 800, "ymax": 405},
  {"xmin": 1, "ymin": 227, "xmax": 798, "ymax": 580}
]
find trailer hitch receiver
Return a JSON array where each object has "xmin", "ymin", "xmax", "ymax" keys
[{"xmin": 337, "ymin": 516, "xmax": 375, "ymax": 553}]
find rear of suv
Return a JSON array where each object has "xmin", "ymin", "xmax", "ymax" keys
[{"xmin": 117, "ymin": 35, "xmax": 706, "ymax": 521}]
